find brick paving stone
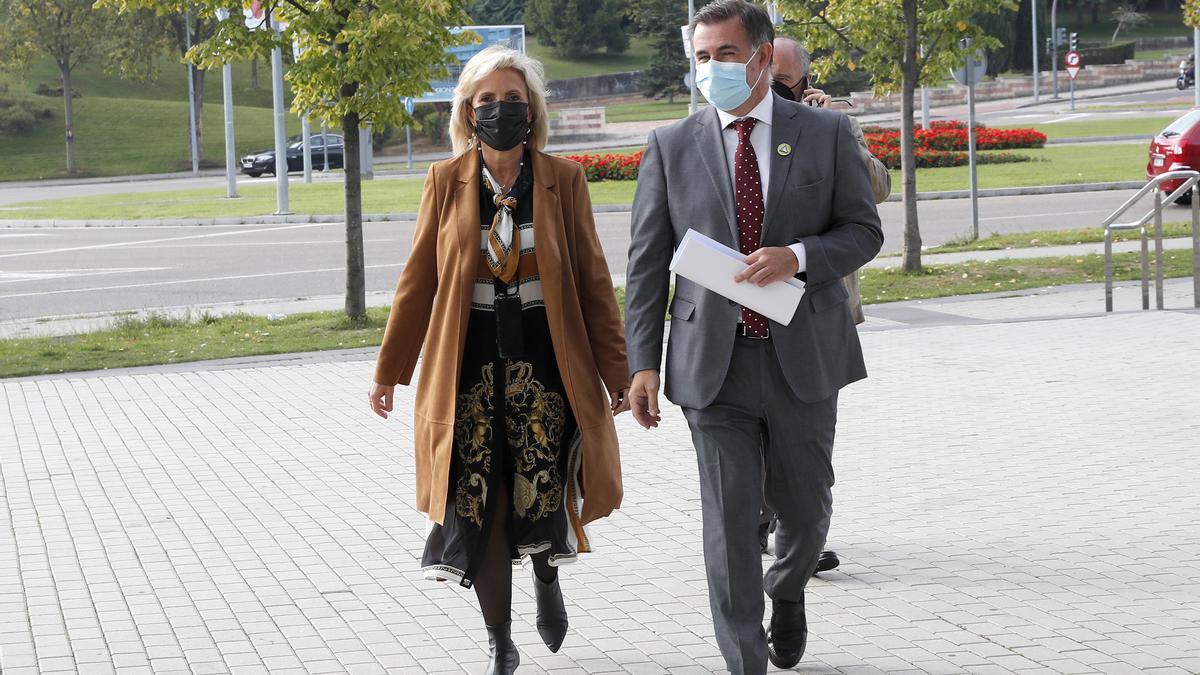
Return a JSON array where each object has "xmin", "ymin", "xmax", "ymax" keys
[{"xmin": 2, "ymin": 305, "xmax": 1199, "ymax": 674}]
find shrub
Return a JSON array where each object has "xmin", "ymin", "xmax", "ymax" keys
[
  {"xmin": 0, "ymin": 95, "xmax": 53, "ymax": 134},
  {"xmin": 0, "ymin": 105, "xmax": 36, "ymax": 134}
]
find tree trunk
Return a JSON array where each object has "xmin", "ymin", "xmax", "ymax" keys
[
  {"xmin": 342, "ymin": 111, "xmax": 366, "ymax": 320},
  {"xmin": 250, "ymin": 57, "xmax": 259, "ymax": 89},
  {"xmin": 900, "ymin": 0, "xmax": 922, "ymax": 272},
  {"xmin": 59, "ymin": 61, "xmax": 77, "ymax": 174}
]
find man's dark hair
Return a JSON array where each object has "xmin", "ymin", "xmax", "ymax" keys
[{"xmin": 689, "ymin": 0, "xmax": 776, "ymax": 49}]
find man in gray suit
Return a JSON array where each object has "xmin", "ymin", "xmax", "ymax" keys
[{"xmin": 624, "ymin": 1, "xmax": 883, "ymax": 672}]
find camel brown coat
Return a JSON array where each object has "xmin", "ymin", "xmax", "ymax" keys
[{"xmin": 374, "ymin": 149, "xmax": 629, "ymax": 527}]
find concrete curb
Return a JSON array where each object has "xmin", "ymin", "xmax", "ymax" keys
[
  {"xmin": 0, "ymin": 179, "xmax": 1147, "ymax": 226},
  {"xmin": 0, "ymin": 212, "xmax": 417, "ymax": 228},
  {"xmin": 882, "ymin": 181, "xmax": 1147, "ymax": 202},
  {"xmin": 1045, "ymin": 135, "xmax": 1151, "ymax": 145}
]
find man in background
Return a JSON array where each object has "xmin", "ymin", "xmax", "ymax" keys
[{"xmin": 758, "ymin": 37, "xmax": 893, "ymax": 573}]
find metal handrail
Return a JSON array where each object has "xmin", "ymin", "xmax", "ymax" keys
[{"xmin": 1102, "ymin": 170, "xmax": 1200, "ymax": 312}]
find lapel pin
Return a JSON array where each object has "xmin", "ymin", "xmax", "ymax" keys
[{"xmin": 776, "ymin": 143, "xmax": 792, "ymax": 157}]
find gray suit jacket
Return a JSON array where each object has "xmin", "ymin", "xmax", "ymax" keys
[{"xmin": 625, "ymin": 95, "xmax": 884, "ymax": 408}]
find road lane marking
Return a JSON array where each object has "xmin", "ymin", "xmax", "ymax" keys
[
  {"xmin": 0, "ymin": 222, "xmax": 328, "ymax": 259},
  {"xmin": 1041, "ymin": 113, "xmax": 1090, "ymax": 124},
  {"xmin": 0, "ymin": 263, "xmax": 403, "ymax": 300},
  {"xmin": 121, "ymin": 238, "xmax": 397, "ymax": 249},
  {"xmin": 0, "ymin": 267, "xmax": 170, "ymax": 285},
  {"xmin": 979, "ymin": 208, "xmax": 1113, "ymax": 222}
]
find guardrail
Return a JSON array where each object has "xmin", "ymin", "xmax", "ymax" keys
[{"xmin": 1101, "ymin": 170, "xmax": 1200, "ymax": 312}]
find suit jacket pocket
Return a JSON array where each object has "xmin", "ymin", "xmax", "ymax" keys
[
  {"xmin": 669, "ymin": 296, "xmax": 696, "ymax": 321},
  {"xmin": 788, "ymin": 177, "xmax": 827, "ymax": 191},
  {"xmin": 808, "ymin": 282, "xmax": 849, "ymax": 313}
]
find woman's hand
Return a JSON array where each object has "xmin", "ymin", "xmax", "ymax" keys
[
  {"xmin": 610, "ymin": 389, "xmax": 631, "ymax": 416},
  {"xmin": 369, "ymin": 381, "xmax": 395, "ymax": 419}
]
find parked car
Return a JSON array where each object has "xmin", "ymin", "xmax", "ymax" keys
[
  {"xmin": 1147, "ymin": 110, "xmax": 1200, "ymax": 204},
  {"xmin": 240, "ymin": 133, "xmax": 344, "ymax": 177}
]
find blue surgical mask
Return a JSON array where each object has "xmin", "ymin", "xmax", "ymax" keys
[{"xmin": 695, "ymin": 45, "xmax": 765, "ymax": 111}]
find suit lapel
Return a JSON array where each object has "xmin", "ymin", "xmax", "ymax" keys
[
  {"xmin": 763, "ymin": 98, "xmax": 803, "ymax": 237},
  {"xmin": 693, "ymin": 107, "xmax": 739, "ymax": 244}
]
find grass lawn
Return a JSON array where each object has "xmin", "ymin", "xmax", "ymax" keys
[
  {"xmin": 859, "ymin": 248, "xmax": 1194, "ymax": 305},
  {"xmin": 3, "ymin": 249, "xmax": 1193, "ymax": 379},
  {"xmin": 605, "ymin": 100, "xmax": 693, "ymax": 124},
  {"xmin": 8, "ymin": 143, "xmax": 1146, "ymax": 218},
  {"xmin": 1136, "ymin": 48, "xmax": 1191, "ymax": 61},
  {"xmin": 528, "ymin": 36, "xmax": 653, "ymax": 81},
  {"xmin": 922, "ymin": 222, "xmax": 1194, "ymax": 255},
  {"xmin": 0, "ymin": 95, "xmax": 299, "ymax": 181},
  {"xmin": 1004, "ymin": 115, "xmax": 1177, "ymax": 140},
  {"xmin": 4, "ymin": 175, "xmax": 638, "ymax": 220},
  {"xmin": 1074, "ymin": 10, "xmax": 1188, "ymax": 41},
  {"xmin": 20, "ymin": 56, "xmax": 281, "ymax": 110},
  {"xmin": 894, "ymin": 143, "xmax": 1146, "ymax": 193}
]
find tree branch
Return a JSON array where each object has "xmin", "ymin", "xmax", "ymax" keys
[{"xmin": 282, "ymin": 0, "xmax": 312, "ymax": 16}]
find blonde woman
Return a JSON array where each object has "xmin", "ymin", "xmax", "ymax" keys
[{"xmin": 368, "ymin": 46, "xmax": 630, "ymax": 674}]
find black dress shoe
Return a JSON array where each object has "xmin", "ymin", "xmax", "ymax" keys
[
  {"xmin": 766, "ymin": 597, "xmax": 807, "ymax": 669},
  {"xmin": 534, "ymin": 572, "xmax": 568, "ymax": 652},
  {"xmin": 484, "ymin": 621, "xmax": 519, "ymax": 675},
  {"xmin": 813, "ymin": 550, "xmax": 840, "ymax": 575}
]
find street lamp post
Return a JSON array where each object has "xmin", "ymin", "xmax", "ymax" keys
[
  {"xmin": 1032, "ymin": 0, "xmax": 1040, "ymax": 103},
  {"xmin": 270, "ymin": 15, "xmax": 290, "ymax": 214},
  {"xmin": 185, "ymin": 12, "xmax": 199, "ymax": 175},
  {"xmin": 215, "ymin": 8, "xmax": 238, "ymax": 198},
  {"xmin": 1194, "ymin": 26, "xmax": 1199, "ymax": 107},
  {"xmin": 1051, "ymin": 0, "xmax": 1060, "ymax": 98}
]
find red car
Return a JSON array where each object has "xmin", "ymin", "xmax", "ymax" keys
[{"xmin": 1147, "ymin": 109, "xmax": 1200, "ymax": 203}]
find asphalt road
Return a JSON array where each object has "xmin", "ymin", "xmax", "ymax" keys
[{"xmin": 4, "ymin": 188, "xmax": 1187, "ymax": 324}]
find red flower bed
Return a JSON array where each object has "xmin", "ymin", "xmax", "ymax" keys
[
  {"xmin": 864, "ymin": 120, "xmax": 1046, "ymax": 153},
  {"xmin": 564, "ymin": 119, "xmax": 1044, "ymax": 180},
  {"xmin": 564, "ymin": 150, "xmax": 645, "ymax": 182},
  {"xmin": 867, "ymin": 143, "xmax": 1033, "ymax": 170},
  {"xmin": 863, "ymin": 119, "xmax": 1045, "ymax": 169}
]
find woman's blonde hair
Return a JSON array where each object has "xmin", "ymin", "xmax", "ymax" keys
[{"xmin": 449, "ymin": 45, "xmax": 551, "ymax": 155}]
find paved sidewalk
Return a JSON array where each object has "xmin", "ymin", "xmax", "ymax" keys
[{"xmin": 3, "ymin": 290, "xmax": 1199, "ymax": 674}]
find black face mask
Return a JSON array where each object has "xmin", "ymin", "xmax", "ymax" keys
[
  {"xmin": 771, "ymin": 75, "xmax": 809, "ymax": 103},
  {"xmin": 474, "ymin": 101, "xmax": 529, "ymax": 151}
]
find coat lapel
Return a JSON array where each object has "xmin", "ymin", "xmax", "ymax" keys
[
  {"xmin": 763, "ymin": 97, "xmax": 803, "ymax": 237},
  {"xmin": 454, "ymin": 149, "xmax": 482, "ymax": 262},
  {"xmin": 529, "ymin": 151, "xmax": 563, "ymax": 285},
  {"xmin": 693, "ymin": 107, "xmax": 739, "ymax": 245}
]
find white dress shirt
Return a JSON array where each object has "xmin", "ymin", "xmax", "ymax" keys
[{"xmin": 715, "ymin": 92, "xmax": 806, "ymax": 273}]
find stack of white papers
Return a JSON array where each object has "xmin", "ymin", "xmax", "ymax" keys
[{"xmin": 668, "ymin": 229, "xmax": 806, "ymax": 326}]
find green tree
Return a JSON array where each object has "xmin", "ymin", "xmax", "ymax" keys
[
  {"xmin": 525, "ymin": 0, "xmax": 629, "ymax": 57},
  {"xmin": 0, "ymin": 0, "xmax": 152, "ymax": 173},
  {"xmin": 101, "ymin": 0, "xmax": 472, "ymax": 319},
  {"xmin": 469, "ymin": 0, "xmax": 526, "ymax": 24},
  {"xmin": 630, "ymin": 0, "xmax": 688, "ymax": 102},
  {"xmin": 778, "ymin": 0, "xmax": 1016, "ymax": 272}
]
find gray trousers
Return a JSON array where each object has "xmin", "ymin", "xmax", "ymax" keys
[{"xmin": 681, "ymin": 338, "xmax": 838, "ymax": 675}]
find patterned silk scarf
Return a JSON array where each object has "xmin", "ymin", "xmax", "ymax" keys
[{"xmin": 480, "ymin": 163, "xmax": 521, "ymax": 284}]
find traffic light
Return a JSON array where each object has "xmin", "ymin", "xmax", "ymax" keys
[
  {"xmin": 1069, "ymin": 32, "xmax": 1078, "ymax": 51},
  {"xmin": 1055, "ymin": 27, "xmax": 1067, "ymax": 47}
]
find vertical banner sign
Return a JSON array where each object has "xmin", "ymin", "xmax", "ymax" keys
[{"xmin": 415, "ymin": 25, "xmax": 526, "ymax": 103}]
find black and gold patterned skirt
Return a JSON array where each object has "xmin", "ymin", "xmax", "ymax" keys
[{"xmin": 422, "ymin": 306, "xmax": 585, "ymax": 587}]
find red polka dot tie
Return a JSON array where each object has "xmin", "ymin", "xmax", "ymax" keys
[{"xmin": 732, "ymin": 118, "xmax": 769, "ymax": 337}]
